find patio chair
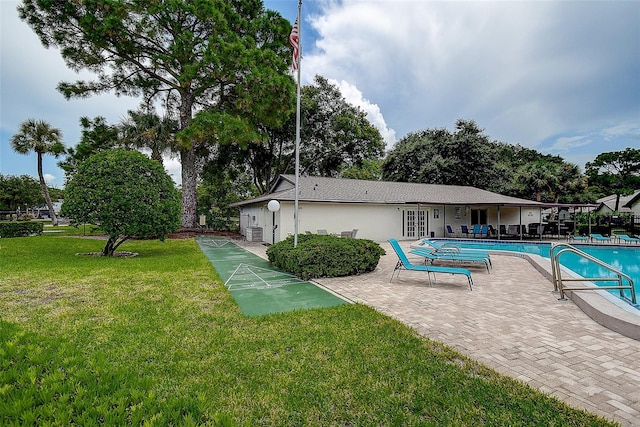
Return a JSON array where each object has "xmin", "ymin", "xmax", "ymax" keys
[
  {"xmin": 471, "ymin": 224, "xmax": 482, "ymax": 238},
  {"xmin": 570, "ymin": 235, "xmax": 588, "ymax": 242},
  {"xmin": 507, "ymin": 225, "xmax": 520, "ymax": 238},
  {"xmin": 460, "ymin": 225, "xmax": 471, "ymax": 237},
  {"xmin": 590, "ymin": 233, "xmax": 611, "ymax": 243},
  {"xmin": 414, "ymin": 239, "xmax": 491, "ymax": 260},
  {"xmin": 410, "ymin": 247, "xmax": 491, "ymax": 274},
  {"xmin": 446, "ymin": 225, "xmax": 456, "ymax": 237},
  {"xmin": 388, "ymin": 239, "xmax": 473, "ymax": 290},
  {"xmin": 613, "ymin": 234, "xmax": 639, "ymax": 244}
]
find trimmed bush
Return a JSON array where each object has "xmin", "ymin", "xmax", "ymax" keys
[
  {"xmin": 267, "ymin": 234, "xmax": 386, "ymax": 280},
  {"xmin": 0, "ymin": 221, "xmax": 44, "ymax": 237}
]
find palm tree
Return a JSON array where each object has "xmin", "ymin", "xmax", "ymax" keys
[
  {"xmin": 515, "ymin": 161, "xmax": 558, "ymax": 202},
  {"xmin": 10, "ymin": 119, "xmax": 65, "ymax": 225},
  {"xmin": 119, "ymin": 109, "xmax": 177, "ymax": 164}
]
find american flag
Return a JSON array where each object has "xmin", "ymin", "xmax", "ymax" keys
[{"xmin": 289, "ymin": 17, "xmax": 299, "ymax": 71}]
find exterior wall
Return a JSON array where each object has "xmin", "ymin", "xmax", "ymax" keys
[
  {"xmin": 240, "ymin": 202, "xmax": 545, "ymax": 243},
  {"xmin": 282, "ymin": 202, "xmax": 405, "ymax": 242},
  {"xmin": 239, "ymin": 205, "xmax": 267, "ymax": 240}
]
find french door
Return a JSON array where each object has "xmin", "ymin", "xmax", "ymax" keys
[{"xmin": 404, "ymin": 209, "xmax": 428, "ymax": 238}]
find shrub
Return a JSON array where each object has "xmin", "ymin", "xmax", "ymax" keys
[
  {"xmin": 266, "ymin": 234, "xmax": 386, "ymax": 280},
  {"xmin": 61, "ymin": 149, "xmax": 181, "ymax": 256},
  {"xmin": 0, "ymin": 221, "xmax": 44, "ymax": 237}
]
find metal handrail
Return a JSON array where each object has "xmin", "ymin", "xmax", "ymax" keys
[{"xmin": 550, "ymin": 242, "xmax": 636, "ymax": 305}]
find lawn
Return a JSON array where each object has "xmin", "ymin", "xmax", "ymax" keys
[{"xmin": 0, "ymin": 234, "xmax": 617, "ymax": 426}]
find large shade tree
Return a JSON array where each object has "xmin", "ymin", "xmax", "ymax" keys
[
  {"xmin": 208, "ymin": 75, "xmax": 385, "ymax": 194},
  {"xmin": 62, "ymin": 149, "xmax": 181, "ymax": 256},
  {"xmin": 19, "ymin": 0, "xmax": 295, "ymax": 228},
  {"xmin": 382, "ymin": 120, "xmax": 498, "ymax": 188},
  {"xmin": 9, "ymin": 119, "xmax": 65, "ymax": 225}
]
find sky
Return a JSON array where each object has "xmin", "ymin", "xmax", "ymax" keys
[{"xmin": 1, "ymin": 0, "xmax": 639, "ymax": 189}]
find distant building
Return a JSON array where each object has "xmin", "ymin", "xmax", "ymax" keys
[
  {"xmin": 622, "ymin": 191, "xmax": 640, "ymax": 216},
  {"xmin": 594, "ymin": 190, "xmax": 640, "ymax": 214}
]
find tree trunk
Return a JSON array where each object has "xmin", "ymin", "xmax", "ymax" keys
[
  {"xmin": 180, "ymin": 147, "xmax": 198, "ymax": 228},
  {"xmin": 179, "ymin": 92, "xmax": 197, "ymax": 228},
  {"xmin": 102, "ymin": 236, "xmax": 116, "ymax": 256},
  {"xmin": 37, "ymin": 152, "xmax": 58, "ymax": 226}
]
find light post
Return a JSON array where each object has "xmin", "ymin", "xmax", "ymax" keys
[{"xmin": 267, "ymin": 200, "xmax": 280, "ymax": 244}]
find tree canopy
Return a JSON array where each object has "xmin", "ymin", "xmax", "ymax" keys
[
  {"xmin": 0, "ymin": 175, "xmax": 44, "ymax": 212},
  {"xmin": 61, "ymin": 149, "xmax": 181, "ymax": 256},
  {"xmin": 20, "ymin": 0, "xmax": 295, "ymax": 228},
  {"xmin": 382, "ymin": 119, "xmax": 588, "ymax": 203},
  {"xmin": 205, "ymin": 75, "xmax": 385, "ymax": 195},
  {"xmin": 585, "ymin": 148, "xmax": 640, "ymax": 210},
  {"xmin": 382, "ymin": 120, "xmax": 499, "ymax": 188}
]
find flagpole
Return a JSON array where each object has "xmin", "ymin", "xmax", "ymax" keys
[{"xmin": 294, "ymin": 0, "xmax": 302, "ymax": 248}]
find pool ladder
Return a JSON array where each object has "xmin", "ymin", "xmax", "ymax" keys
[{"xmin": 550, "ymin": 243, "xmax": 636, "ymax": 305}]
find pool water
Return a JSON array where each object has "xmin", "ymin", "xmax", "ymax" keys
[{"xmin": 436, "ymin": 239, "xmax": 640, "ymax": 308}]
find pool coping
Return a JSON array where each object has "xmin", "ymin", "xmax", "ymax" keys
[{"xmin": 517, "ymin": 252, "xmax": 640, "ymax": 341}]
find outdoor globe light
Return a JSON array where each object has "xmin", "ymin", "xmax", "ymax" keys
[{"xmin": 267, "ymin": 200, "xmax": 280, "ymax": 212}]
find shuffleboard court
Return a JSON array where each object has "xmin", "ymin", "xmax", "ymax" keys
[{"xmin": 196, "ymin": 237, "xmax": 348, "ymax": 316}]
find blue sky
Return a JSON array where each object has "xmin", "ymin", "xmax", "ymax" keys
[{"xmin": 1, "ymin": 0, "xmax": 639, "ymax": 188}]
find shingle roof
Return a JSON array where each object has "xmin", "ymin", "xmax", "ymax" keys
[
  {"xmin": 596, "ymin": 190, "xmax": 639, "ymax": 212},
  {"xmin": 232, "ymin": 175, "xmax": 545, "ymax": 207}
]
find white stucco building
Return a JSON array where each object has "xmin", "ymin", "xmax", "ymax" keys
[{"xmin": 232, "ymin": 175, "xmax": 551, "ymax": 244}]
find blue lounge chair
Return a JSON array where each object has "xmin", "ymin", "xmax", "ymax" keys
[
  {"xmin": 388, "ymin": 239, "xmax": 473, "ymax": 290},
  {"xmin": 590, "ymin": 234, "xmax": 611, "ymax": 243},
  {"xmin": 460, "ymin": 225, "xmax": 471, "ymax": 237},
  {"xmin": 614, "ymin": 234, "xmax": 640, "ymax": 244},
  {"xmin": 409, "ymin": 247, "xmax": 491, "ymax": 274},
  {"xmin": 471, "ymin": 224, "xmax": 482, "ymax": 238},
  {"xmin": 415, "ymin": 239, "xmax": 491, "ymax": 260}
]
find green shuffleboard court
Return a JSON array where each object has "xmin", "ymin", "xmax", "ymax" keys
[{"xmin": 196, "ymin": 238, "xmax": 348, "ymax": 316}]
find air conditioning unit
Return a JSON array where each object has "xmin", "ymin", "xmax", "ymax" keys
[{"xmin": 246, "ymin": 227, "xmax": 263, "ymax": 242}]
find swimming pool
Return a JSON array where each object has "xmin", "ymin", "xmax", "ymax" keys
[{"xmin": 435, "ymin": 239, "xmax": 639, "ymax": 309}]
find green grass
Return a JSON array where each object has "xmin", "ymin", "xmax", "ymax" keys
[{"xmin": 0, "ymin": 236, "xmax": 618, "ymax": 426}]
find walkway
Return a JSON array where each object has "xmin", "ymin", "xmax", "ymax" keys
[{"xmin": 237, "ymin": 239, "xmax": 640, "ymax": 426}]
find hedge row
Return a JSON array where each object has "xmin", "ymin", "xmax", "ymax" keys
[
  {"xmin": 266, "ymin": 234, "xmax": 386, "ymax": 280},
  {"xmin": 0, "ymin": 221, "xmax": 44, "ymax": 238}
]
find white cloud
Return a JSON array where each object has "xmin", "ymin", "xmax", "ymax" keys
[
  {"xmin": 163, "ymin": 156, "xmax": 182, "ymax": 186},
  {"xmin": 329, "ymin": 79, "xmax": 396, "ymax": 149},
  {"xmin": 303, "ymin": 0, "xmax": 639, "ymax": 152},
  {"xmin": 548, "ymin": 135, "xmax": 592, "ymax": 153},
  {"xmin": 600, "ymin": 123, "xmax": 640, "ymax": 141},
  {"xmin": 43, "ymin": 173, "xmax": 56, "ymax": 184}
]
